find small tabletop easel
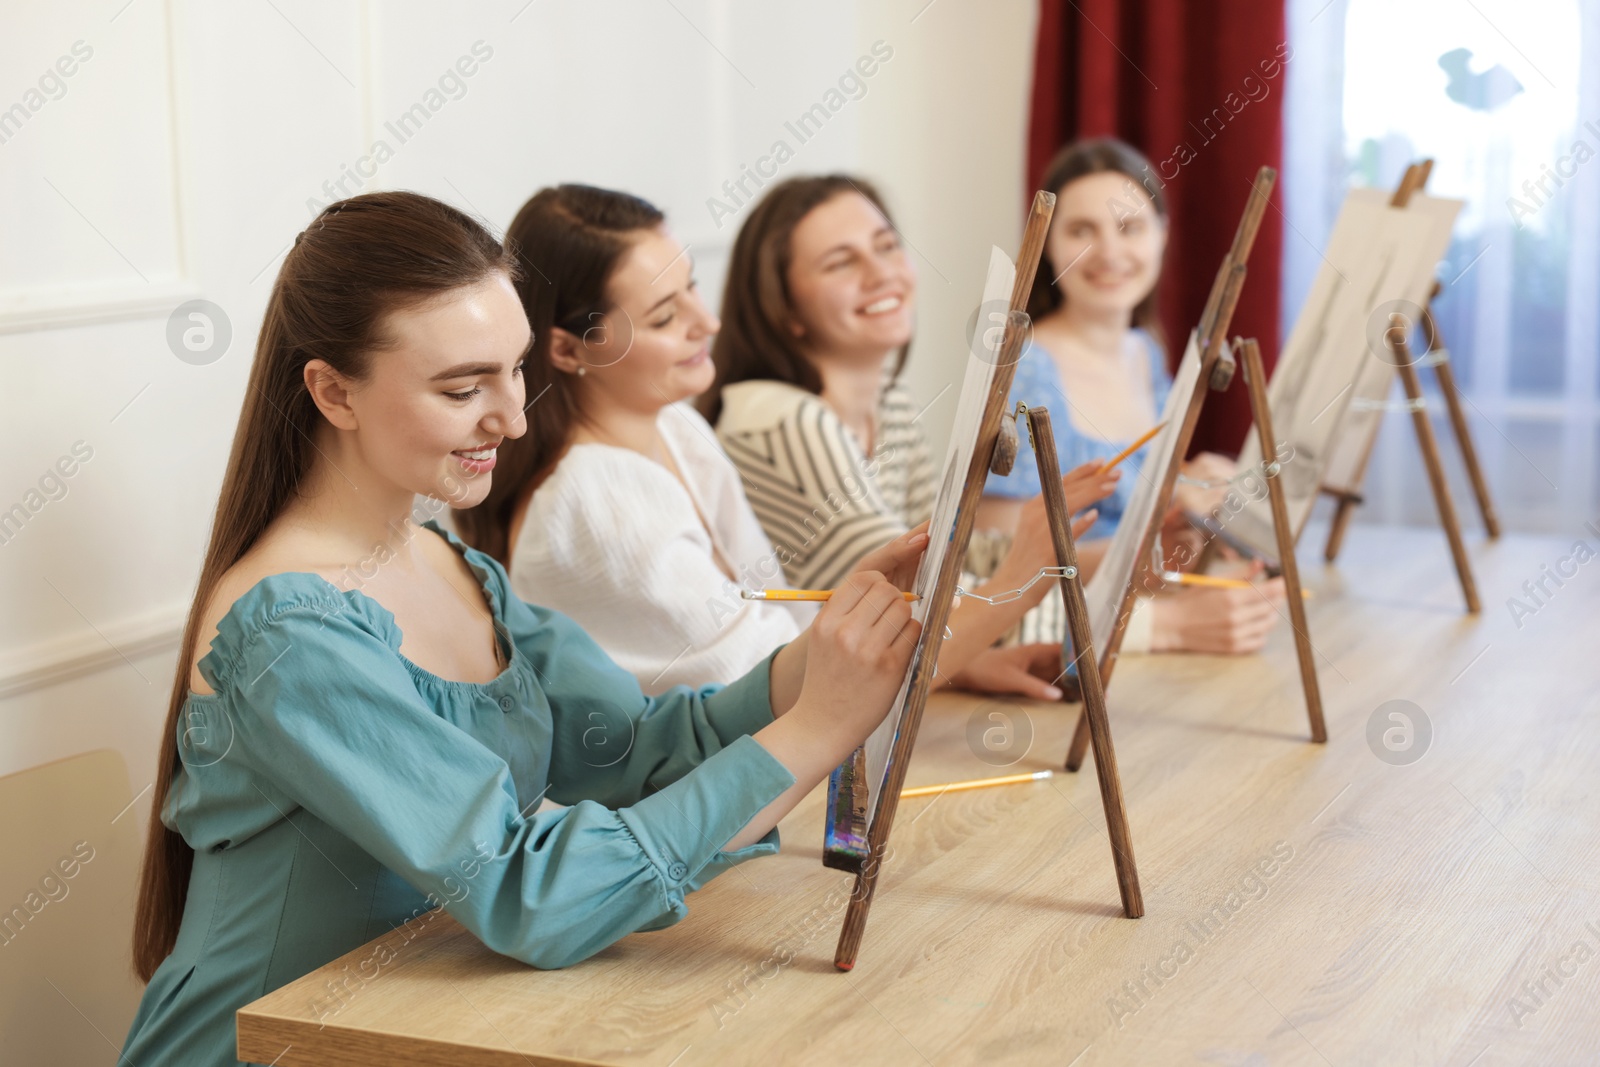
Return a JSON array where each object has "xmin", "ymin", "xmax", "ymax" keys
[
  {"xmin": 1236, "ymin": 334, "xmax": 1327, "ymax": 740},
  {"xmin": 833, "ymin": 194, "xmax": 1142, "ymax": 972},
  {"xmin": 1063, "ymin": 167, "xmax": 1329, "ymax": 774},
  {"xmin": 1318, "ymin": 160, "xmax": 1494, "ymax": 613},
  {"xmin": 992, "ymin": 400, "xmax": 1145, "ymax": 917}
]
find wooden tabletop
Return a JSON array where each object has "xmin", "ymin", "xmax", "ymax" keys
[{"xmin": 239, "ymin": 525, "xmax": 1600, "ymax": 1066}]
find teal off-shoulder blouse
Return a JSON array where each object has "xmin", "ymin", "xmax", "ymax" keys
[{"xmin": 120, "ymin": 521, "xmax": 795, "ymax": 1067}]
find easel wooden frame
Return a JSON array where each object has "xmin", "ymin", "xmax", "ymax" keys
[
  {"xmin": 1063, "ymin": 167, "xmax": 1331, "ymax": 772},
  {"xmin": 1017, "ymin": 403, "xmax": 1144, "ymax": 914},
  {"xmin": 1124, "ymin": 333, "xmax": 1329, "ymax": 747},
  {"xmin": 1236, "ymin": 335, "xmax": 1327, "ymax": 740},
  {"xmin": 1317, "ymin": 160, "xmax": 1493, "ymax": 613},
  {"xmin": 833, "ymin": 193, "xmax": 1144, "ymax": 971}
]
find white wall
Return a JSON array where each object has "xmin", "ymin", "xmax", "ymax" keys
[
  {"xmin": 0, "ymin": 0, "xmax": 869, "ymax": 777},
  {"xmin": 857, "ymin": 0, "xmax": 1039, "ymax": 436},
  {"xmin": 0, "ymin": 0, "xmax": 1035, "ymax": 1050}
]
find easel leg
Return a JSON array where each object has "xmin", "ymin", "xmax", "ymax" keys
[
  {"xmin": 1028, "ymin": 408, "xmax": 1143, "ymax": 918},
  {"xmin": 1065, "ymin": 705, "xmax": 1092, "ymax": 772},
  {"xmin": 1240, "ymin": 339, "xmax": 1327, "ymax": 743},
  {"xmin": 1391, "ymin": 323, "xmax": 1482, "ymax": 613},
  {"xmin": 1423, "ymin": 304, "xmax": 1501, "ymax": 539},
  {"xmin": 1324, "ymin": 494, "xmax": 1357, "ymax": 562},
  {"xmin": 832, "ymin": 857, "xmax": 883, "ymax": 971}
]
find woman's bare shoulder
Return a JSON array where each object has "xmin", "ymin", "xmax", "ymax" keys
[{"xmin": 187, "ymin": 527, "xmax": 343, "ymax": 695}]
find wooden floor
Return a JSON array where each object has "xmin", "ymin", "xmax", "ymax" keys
[{"xmin": 239, "ymin": 525, "xmax": 1600, "ymax": 1066}]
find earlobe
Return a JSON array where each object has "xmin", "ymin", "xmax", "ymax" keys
[
  {"xmin": 547, "ymin": 327, "xmax": 586, "ymax": 375},
  {"xmin": 303, "ymin": 360, "xmax": 359, "ymax": 431}
]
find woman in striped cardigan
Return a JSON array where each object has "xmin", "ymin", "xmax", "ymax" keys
[{"xmin": 699, "ymin": 175, "xmax": 1118, "ymax": 697}]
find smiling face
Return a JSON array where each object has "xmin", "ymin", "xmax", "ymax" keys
[
  {"xmin": 328, "ymin": 271, "xmax": 532, "ymax": 508},
  {"xmin": 1046, "ymin": 171, "xmax": 1166, "ymax": 321},
  {"xmin": 784, "ymin": 191, "xmax": 917, "ymax": 365},
  {"xmin": 554, "ymin": 225, "xmax": 719, "ymax": 416}
]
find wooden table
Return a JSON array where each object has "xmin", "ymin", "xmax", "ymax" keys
[{"xmin": 239, "ymin": 526, "xmax": 1600, "ymax": 1066}]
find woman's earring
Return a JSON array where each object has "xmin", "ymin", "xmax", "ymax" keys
[{"xmin": 575, "ymin": 366, "xmax": 587, "ymax": 377}]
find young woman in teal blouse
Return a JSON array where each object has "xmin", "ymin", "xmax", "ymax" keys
[{"xmin": 121, "ymin": 192, "xmax": 925, "ymax": 1066}]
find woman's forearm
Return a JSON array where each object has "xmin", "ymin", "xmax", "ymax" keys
[
  {"xmin": 1072, "ymin": 537, "xmax": 1109, "ymax": 582},
  {"xmin": 721, "ymin": 709, "xmax": 841, "ymax": 851},
  {"xmin": 767, "ymin": 630, "xmax": 809, "ymax": 717},
  {"xmin": 934, "ymin": 532, "xmax": 1112, "ymax": 681},
  {"xmin": 932, "ymin": 567, "xmax": 1044, "ymax": 680}
]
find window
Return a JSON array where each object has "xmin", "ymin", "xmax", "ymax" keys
[{"xmin": 1284, "ymin": 0, "xmax": 1596, "ymax": 533}]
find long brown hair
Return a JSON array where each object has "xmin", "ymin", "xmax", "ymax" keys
[
  {"xmin": 1027, "ymin": 138, "xmax": 1169, "ymax": 355},
  {"xmin": 452, "ymin": 184, "xmax": 665, "ymax": 564},
  {"xmin": 132, "ymin": 191, "xmax": 516, "ymax": 983},
  {"xmin": 697, "ymin": 174, "xmax": 907, "ymax": 426}
]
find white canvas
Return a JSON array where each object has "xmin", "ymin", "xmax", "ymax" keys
[
  {"xmin": 1227, "ymin": 189, "xmax": 1462, "ymax": 559},
  {"xmin": 1083, "ymin": 330, "xmax": 1206, "ymax": 649},
  {"xmin": 824, "ymin": 246, "xmax": 1014, "ymax": 862},
  {"xmin": 1320, "ymin": 193, "xmax": 1463, "ymax": 492}
]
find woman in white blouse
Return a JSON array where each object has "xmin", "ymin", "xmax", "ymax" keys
[
  {"xmin": 448, "ymin": 185, "xmax": 816, "ymax": 693},
  {"xmin": 452, "ymin": 184, "xmax": 1057, "ymax": 698}
]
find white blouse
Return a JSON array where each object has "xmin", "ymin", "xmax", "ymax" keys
[{"xmin": 507, "ymin": 402, "xmax": 814, "ymax": 695}]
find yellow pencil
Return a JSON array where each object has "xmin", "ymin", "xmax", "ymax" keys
[
  {"xmin": 899, "ymin": 769, "xmax": 1053, "ymax": 799},
  {"xmin": 1172, "ymin": 572, "xmax": 1313, "ymax": 598},
  {"xmin": 1099, "ymin": 421, "xmax": 1167, "ymax": 472},
  {"xmin": 741, "ymin": 588, "xmax": 920, "ymax": 603}
]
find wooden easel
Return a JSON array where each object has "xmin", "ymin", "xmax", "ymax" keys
[
  {"xmin": 997, "ymin": 400, "xmax": 1144, "ymax": 909},
  {"xmin": 1063, "ymin": 167, "xmax": 1328, "ymax": 773},
  {"xmin": 833, "ymin": 194, "xmax": 1142, "ymax": 972},
  {"xmin": 1236, "ymin": 335, "xmax": 1327, "ymax": 739},
  {"xmin": 1419, "ymin": 286, "xmax": 1502, "ymax": 542},
  {"xmin": 1318, "ymin": 161, "xmax": 1493, "ymax": 613}
]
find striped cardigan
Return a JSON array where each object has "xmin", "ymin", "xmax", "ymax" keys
[
  {"xmin": 713, "ymin": 377, "xmax": 1152, "ymax": 652},
  {"xmin": 713, "ymin": 379, "xmax": 936, "ymax": 590}
]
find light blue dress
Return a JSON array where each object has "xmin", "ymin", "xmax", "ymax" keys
[
  {"xmin": 985, "ymin": 330, "xmax": 1172, "ymax": 539},
  {"xmin": 120, "ymin": 521, "xmax": 794, "ymax": 1067}
]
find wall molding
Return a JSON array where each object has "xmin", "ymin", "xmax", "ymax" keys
[
  {"xmin": 0, "ymin": 603, "xmax": 187, "ymax": 701},
  {"xmin": 3, "ymin": 1, "xmax": 192, "ymax": 339},
  {"xmin": 0, "ymin": 279, "xmax": 199, "ymax": 337}
]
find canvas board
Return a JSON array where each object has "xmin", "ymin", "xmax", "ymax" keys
[
  {"xmin": 823, "ymin": 246, "xmax": 1015, "ymax": 867},
  {"xmin": 1081, "ymin": 330, "xmax": 1205, "ymax": 650},
  {"xmin": 1226, "ymin": 189, "xmax": 1462, "ymax": 559}
]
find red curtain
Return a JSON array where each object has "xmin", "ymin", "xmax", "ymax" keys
[{"xmin": 1027, "ymin": 0, "xmax": 1287, "ymax": 456}]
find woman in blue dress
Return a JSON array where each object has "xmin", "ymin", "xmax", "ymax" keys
[
  {"xmin": 980, "ymin": 139, "xmax": 1287, "ymax": 654},
  {"xmin": 121, "ymin": 191, "xmax": 926, "ymax": 1066}
]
